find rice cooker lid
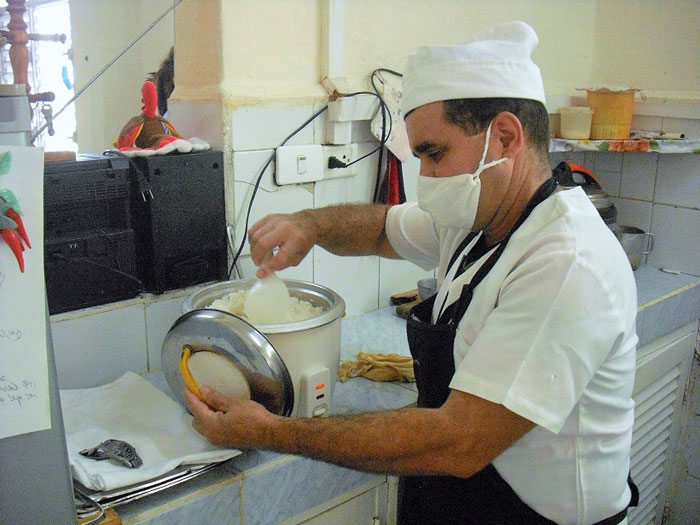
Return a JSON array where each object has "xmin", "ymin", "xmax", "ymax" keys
[{"xmin": 161, "ymin": 309, "xmax": 294, "ymax": 417}]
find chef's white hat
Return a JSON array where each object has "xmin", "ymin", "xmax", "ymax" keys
[{"xmin": 401, "ymin": 21, "xmax": 546, "ymax": 116}]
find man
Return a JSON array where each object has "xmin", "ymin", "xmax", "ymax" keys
[{"xmin": 185, "ymin": 21, "xmax": 638, "ymax": 524}]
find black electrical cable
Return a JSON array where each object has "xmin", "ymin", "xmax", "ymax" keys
[
  {"xmin": 370, "ymin": 78, "xmax": 388, "ymax": 203},
  {"xmin": 331, "ymin": 90, "xmax": 391, "ymax": 170},
  {"xmin": 369, "ymin": 68, "xmax": 403, "ymax": 202},
  {"xmin": 372, "ymin": 68, "xmax": 403, "ymax": 79},
  {"xmin": 228, "ymin": 73, "xmax": 404, "ymax": 278},
  {"xmin": 103, "ymin": 150, "xmax": 154, "ymax": 201},
  {"xmin": 228, "ymin": 104, "xmax": 329, "ymax": 278},
  {"xmin": 51, "ymin": 252, "xmax": 145, "ymax": 290},
  {"xmin": 370, "ymin": 68, "xmax": 404, "ymax": 149}
]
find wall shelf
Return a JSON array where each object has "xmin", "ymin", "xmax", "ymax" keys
[{"xmin": 549, "ymin": 138, "xmax": 700, "ymax": 154}]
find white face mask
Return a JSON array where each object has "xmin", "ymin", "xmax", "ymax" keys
[{"xmin": 416, "ymin": 121, "xmax": 508, "ymax": 230}]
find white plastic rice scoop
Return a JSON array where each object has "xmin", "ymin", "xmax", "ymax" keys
[{"xmin": 244, "ymin": 273, "xmax": 290, "ymax": 325}]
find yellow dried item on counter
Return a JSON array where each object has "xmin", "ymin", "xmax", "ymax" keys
[
  {"xmin": 179, "ymin": 345, "xmax": 202, "ymax": 401},
  {"xmin": 338, "ymin": 352, "xmax": 415, "ymax": 383}
]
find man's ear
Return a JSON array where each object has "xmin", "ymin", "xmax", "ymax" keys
[{"xmin": 492, "ymin": 112, "xmax": 524, "ymax": 157}]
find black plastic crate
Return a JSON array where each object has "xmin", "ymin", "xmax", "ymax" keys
[
  {"xmin": 129, "ymin": 150, "xmax": 227, "ymax": 293},
  {"xmin": 44, "ymin": 153, "xmax": 139, "ymax": 314},
  {"xmin": 45, "ymin": 229, "xmax": 141, "ymax": 314},
  {"xmin": 44, "ymin": 153, "xmax": 130, "ymax": 205},
  {"xmin": 44, "ymin": 153, "xmax": 132, "ymax": 238}
]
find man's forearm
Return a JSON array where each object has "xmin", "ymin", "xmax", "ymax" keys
[
  {"xmin": 248, "ymin": 203, "xmax": 400, "ymax": 275},
  {"xmin": 187, "ymin": 387, "xmax": 535, "ymax": 480},
  {"xmin": 298, "ymin": 204, "xmax": 399, "ymax": 258},
  {"xmin": 261, "ymin": 406, "xmax": 482, "ymax": 478}
]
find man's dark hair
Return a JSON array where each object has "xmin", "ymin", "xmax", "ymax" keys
[{"xmin": 443, "ymin": 98, "xmax": 550, "ymax": 163}]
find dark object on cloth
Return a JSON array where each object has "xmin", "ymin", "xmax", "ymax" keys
[
  {"xmin": 147, "ymin": 47, "xmax": 174, "ymax": 117},
  {"xmin": 374, "ymin": 150, "xmax": 406, "ymax": 205},
  {"xmin": 396, "ymin": 297, "xmax": 421, "ymax": 319},
  {"xmin": 80, "ymin": 439, "xmax": 143, "ymax": 469},
  {"xmin": 390, "ymin": 289, "xmax": 419, "ymax": 305}
]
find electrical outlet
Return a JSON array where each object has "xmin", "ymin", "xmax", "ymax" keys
[{"xmin": 323, "ymin": 144, "xmax": 359, "ymax": 179}]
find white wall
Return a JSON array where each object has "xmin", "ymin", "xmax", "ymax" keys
[
  {"xmin": 173, "ymin": 0, "xmax": 699, "ymax": 102},
  {"xmin": 592, "ymin": 0, "xmax": 700, "ymax": 100},
  {"xmin": 549, "ymin": 147, "xmax": 700, "ymax": 276},
  {"xmin": 63, "ymin": 1, "xmax": 700, "ymax": 148},
  {"xmin": 69, "ymin": 0, "xmax": 174, "ymax": 153}
]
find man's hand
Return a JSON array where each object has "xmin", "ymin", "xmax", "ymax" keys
[
  {"xmin": 184, "ymin": 385, "xmax": 278, "ymax": 449},
  {"xmin": 248, "ymin": 212, "xmax": 317, "ymax": 279},
  {"xmin": 247, "ymin": 204, "xmax": 398, "ymax": 279}
]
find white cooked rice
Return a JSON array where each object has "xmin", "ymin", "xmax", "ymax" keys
[{"xmin": 207, "ymin": 289, "xmax": 324, "ymax": 323}]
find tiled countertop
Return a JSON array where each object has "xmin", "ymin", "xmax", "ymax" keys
[
  {"xmin": 633, "ymin": 266, "xmax": 700, "ymax": 345},
  {"xmin": 114, "ymin": 265, "xmax": 699, "ymax": 524}
]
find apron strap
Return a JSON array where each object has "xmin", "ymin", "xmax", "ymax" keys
[
  {"xmin": 440, "ymin": 177, "xmax": 558, "ymax": 326},
  {"xmin": 445, "ymin": 231, "xmax": 479, "ymax": 276},
  {"xmin": 628, "ymin": 472, "xmax": 639, "ymax": 506}
]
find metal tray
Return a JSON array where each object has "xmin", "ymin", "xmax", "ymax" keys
[{"xmin": 74, "ymin": 462, "xmax": 221, "ymax": 518}]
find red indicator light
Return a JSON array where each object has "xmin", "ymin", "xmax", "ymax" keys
[{"xmin": 315, "ymin": 384, "xmax": 325, "ymax": 390}]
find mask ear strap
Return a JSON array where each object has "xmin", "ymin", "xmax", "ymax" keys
[
  {"xmin": 479, "ymin": 122, "xmax": 493, "ymax": 166},
  {"xmin": 481, "ymin": 156, "xmax": 509, "ymax": 170},
  {"xmin": 478, "ymin": 121, "xmax": 508, "ymax": 171}
]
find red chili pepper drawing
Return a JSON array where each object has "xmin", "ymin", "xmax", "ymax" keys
[
  {"xmin": 3, "ymin": 207, "xmax": 30, "ymax": 248},
  {"xmin": 0, "ymin": 188, "xmax": 31, "ymax": 272},
  {"xmin": 1, "ymin": 228, "xmax": 24, "ymax": 272}
]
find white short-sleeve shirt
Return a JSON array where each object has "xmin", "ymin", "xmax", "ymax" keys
[{"xmin": 385, "ymin": 187, "xmax": 638, "ymax": 525}]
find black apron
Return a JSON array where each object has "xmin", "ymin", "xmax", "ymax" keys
[{"xmin": 398, "ymin": 178, "xmax": 637, "ymax": 524}]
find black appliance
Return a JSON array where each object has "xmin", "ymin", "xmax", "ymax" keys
[
  {"xmin": 552, "ymin": 161, "xmax": 617, "ymax": 230},
  {"xmin": 128, "ymin": 150, "xmax": 227, "ymax": 294},
  {"xmin": 44, "ymin": 153, "xmax": 141, "ymax": 314}
]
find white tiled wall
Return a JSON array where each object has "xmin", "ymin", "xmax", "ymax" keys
[
  {"xmin": 51, "ymin": 302, "xmax": 148, "ymax": 389},
  {"xmin": 144, "ymin": 294, "xmax": 191, "ymax": 371},
  {"xmin": 229, "ymin": 102, "xmax": 433, "ymax": 317},
  {"xmin": 50, "ymin": 290, "xmax": 196, "ymax": 388},
  {"xmin": 549, "ymin": 114, "xmax": 700, "ymax": 276}
]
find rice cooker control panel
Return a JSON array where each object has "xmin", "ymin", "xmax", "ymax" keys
[{"xmin": 299, "ymin": 367, "xmax": 331, "ymax": 418}]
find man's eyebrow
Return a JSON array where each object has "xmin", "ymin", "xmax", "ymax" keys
[{"xmin": 412, "ymin": 141, "xmax": 439, "ymax": 157}]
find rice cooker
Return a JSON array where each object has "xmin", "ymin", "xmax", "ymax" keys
[
  {"xmin": 161, "ymin": 279, "xmax": 345, "ymax": 418},
  {"xmin": 552, "ymin": 161, "xmax": 617, "ymax": 230}
]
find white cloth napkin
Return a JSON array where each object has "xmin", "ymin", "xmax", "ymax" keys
[{"xmin": 60, "ymin": 371, "xmax": 240, "ymax": 491}]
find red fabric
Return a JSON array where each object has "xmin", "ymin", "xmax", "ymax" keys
[
  {"xmin": 117, "ymin": 124, "xmax": 143, "ymax": 149},
  {"xmin": 387, "ymin": 153, "xmax": 400, "ymax": 205},
  {"xmin": 141, "ymin": 81, "xmax": 158, "ymax": 118},
  {"xmin": 375, "ymin": 150, "xmax": 406, "ymax": 205}
]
